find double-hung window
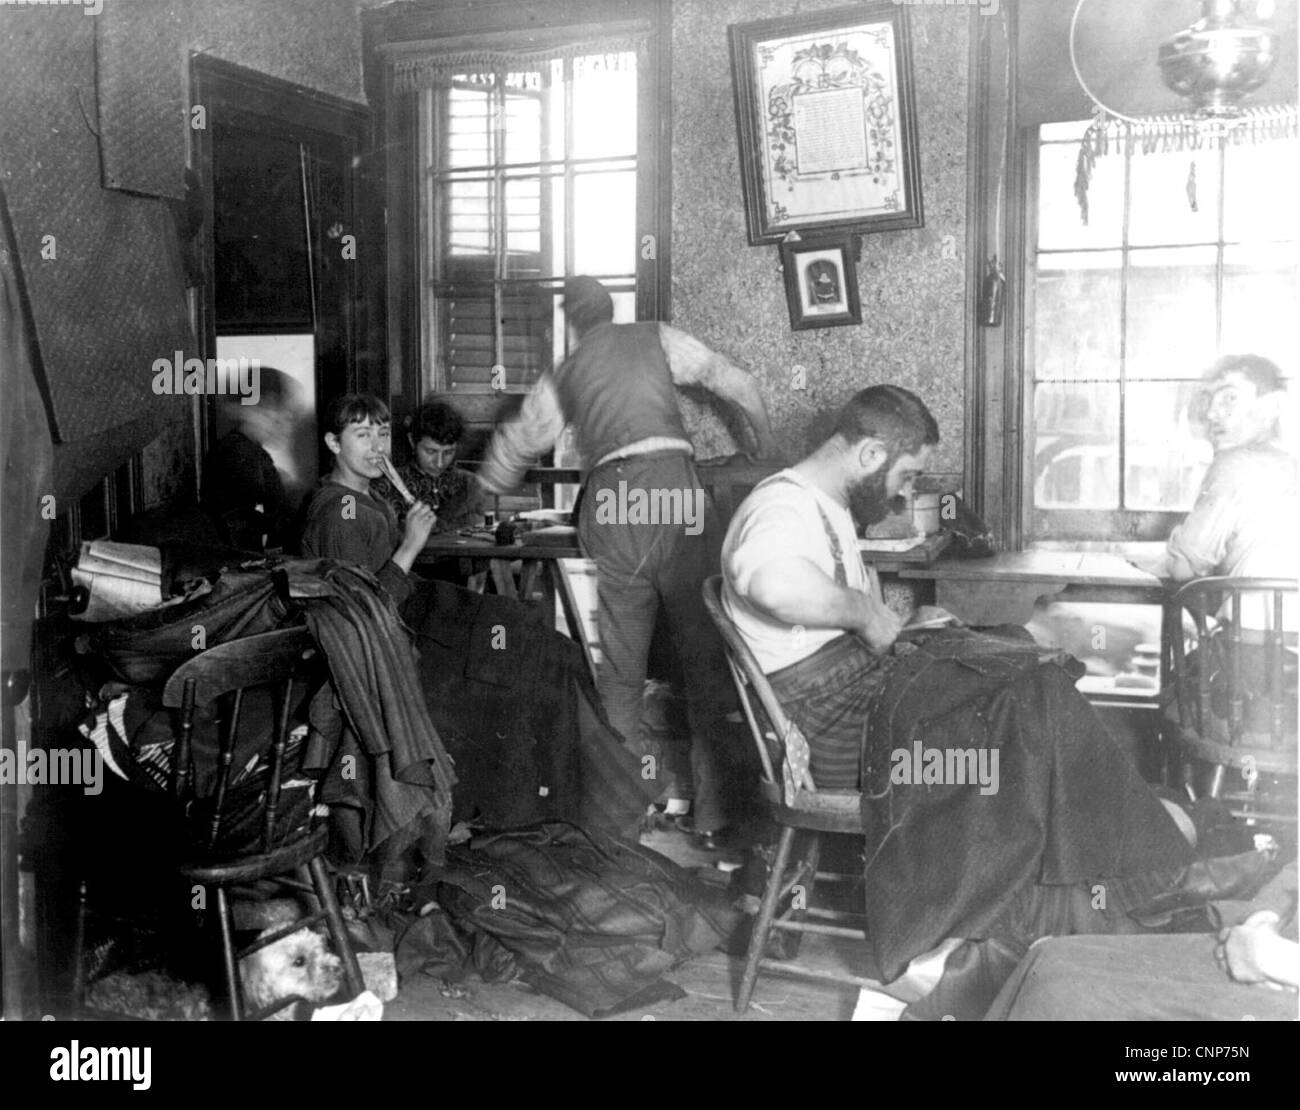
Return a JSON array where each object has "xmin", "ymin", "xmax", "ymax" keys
[
  {"xmin": 1025, "ymin": 119, "xmax": 1298, "ymax": 542},
  {"xmin": 418, "ymin": 49, "xmax": 641, "ymax": 394}
]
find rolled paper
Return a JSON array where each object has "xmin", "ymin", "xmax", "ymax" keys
[{"xmin": 376, "ymin": 455, "xmax": 416, "ymax": 506}]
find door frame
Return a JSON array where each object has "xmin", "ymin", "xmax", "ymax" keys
[{"xmin": 189, "ymin": 56, "xmax": 378, "ymax": 482}]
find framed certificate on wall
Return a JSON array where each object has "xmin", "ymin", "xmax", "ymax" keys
[{"xmin": 728, "ymin": 2, "xmax": 924, "ymax": 245}]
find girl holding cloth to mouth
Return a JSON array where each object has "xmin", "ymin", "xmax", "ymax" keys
[{"xmin": 298, "ymin": 393, "xmax": 437, "ymax": 607}]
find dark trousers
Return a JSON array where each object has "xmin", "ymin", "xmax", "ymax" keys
[
  {"xmin": 767, "ymin": 632, "xmax": 889, "ymax": 789},
  {"xmin": 578, "ymin": 452, "xmax": 740, "ymax": 830}
]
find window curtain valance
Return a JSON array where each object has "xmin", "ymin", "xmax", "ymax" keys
[
  {"xmin": 388, "ymin": 30, "xmax": 649, "ymax": 94},
  {"xmin": 1073, "ymin": 104, "xmax": 1298, "ymax": 224},
  {"xmin": 1079, "ymin": 103, "xmax": 1298, "ymax": 157}
]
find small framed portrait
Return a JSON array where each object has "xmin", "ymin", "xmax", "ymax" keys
[{"xmin": 780, "ymin": 235, "xmax": 861, "ymax": 330}]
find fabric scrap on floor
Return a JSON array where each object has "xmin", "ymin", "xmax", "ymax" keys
[{"xmin": 394, "ymin": 821, "xmax": 741, "ymax": 1017}]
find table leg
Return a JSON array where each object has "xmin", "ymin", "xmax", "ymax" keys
[
  {"xmin": 519, "ymin": 560, "xmax": 542, "ymax": 601},
  {"xmin": 489, "ymin": 559, "xmax": 517, "ymax": 599},
  {"xmin": 550, "ymin": 562, "xmax": 598, "ymax": 687},
  {"xmin": 1207, "ymin": 763, "xmax": 1226, "ymax": 800}
]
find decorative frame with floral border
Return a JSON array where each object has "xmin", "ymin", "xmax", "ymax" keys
[
  {"xmin": 780, "ymin": 234, "xmax": 861, "ymax": 330},
  {"xmin": 728, "ymin": 2, "xmax": 923, "ymax": 246}
]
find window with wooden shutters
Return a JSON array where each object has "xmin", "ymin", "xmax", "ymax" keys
[{"xmin": 405, "ymin": 42, "xmax": 645, "ymax": 396}]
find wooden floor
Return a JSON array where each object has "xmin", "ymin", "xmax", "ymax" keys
[{"xmin": 384, "ymin": 937, "xmax": 865, "ymax": 1022}]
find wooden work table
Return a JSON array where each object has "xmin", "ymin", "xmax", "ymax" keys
[
  {"xmin": 416, "ymin": 527, "xmax": 582, "ymax": 602},
  {"xmin": 418, "ymin": 528, "xmax": 582, "ymax": 566},
  {"xmin": 897, "ymin": 548, "xmax": 1169, "ymax": 626}
]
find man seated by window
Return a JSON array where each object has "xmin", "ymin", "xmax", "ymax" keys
[
  {"xmin": 720, "ymin": 385, "xmax": 1272, "ymax": 1015},
  {"xmin": 299, "ymin": 394, "xmax": 436, "ymax": 607},
  {"xmin": 1165, "ymin": 355, "xmax": 1295, "ymax": 591},
  {"xmin": 1152, "ymin": 356, "xmax": 1297, "ymax": 737}
]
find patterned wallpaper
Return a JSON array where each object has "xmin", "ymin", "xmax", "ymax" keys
[
  {"xmin": 670, "ymin": 0, "xmax": 969, "ymax": 487},
  {"xmin": 186, "ymin": 0, "xmax": 368, "ymax": 104}
]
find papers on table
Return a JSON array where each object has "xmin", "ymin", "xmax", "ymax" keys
[
  {"xmin": 71, "ymin": 540, "xmax": 164, "ymax": 622},
  {"xmin": 858, "ymin": 534, "xmax": 925, "ymax": 553}
]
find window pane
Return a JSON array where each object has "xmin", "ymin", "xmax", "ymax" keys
[
  {"xmin": 573, "ymin": 170, "xmax": 637, "ymax": 276},
  {"xmin": 498, "ymin": 287, "xmax": 551, "ymax": 384},
  {"xmin": 1030, "ymin": 125, "xmax": 1296, "ymax": 535},
  {"xmin": 504, "ymin": 87, "xmax": 542, "ymax": 165},
  {"xmin": 1124, "ymin": 380, "xmax": 1213, "ymax": 511},
  {"xmin": 1127, "ymin": 147, "xmax": 1221, "ymax": 246},
  {"xmin": 1224, "ymin": 138, "xmax": 1300, "ymax": 243},
  {"xmin": 611, "ymin": 290, "xmax": 636, "ymax": 323},
  {"xmin": 1036, "ymin": 139, "xmax": 1123, "ymax": 250},
  {"xmin": 504, "ymin": 177, "xmax": 542, "ymax": 275},
  {"xmin": 545, "ymin": 168, "xmax": 567, "ymax": 277},
  {"xmin": 1222, "ymin": 241, "xmax": 1300, "ymax": 371},
  {"xmin": 422, "ymin": 47, "xmax": 643, "ymax": 394},
  {"xmin": 1033, "ymin": 383, "xmax": 1120, "ymax": 509},
  {"xmin": 572, "ymin": 54, "xmax": 637, "ymax": 160},
  {"xmin": 444, "ymin": 177, "xmax": 494, "ymax": 258},
  {"xmin": 447, "ymin": 86, "xmax": 492, "ymax": 169},
  {"xmin": 1125, "ymin": 246, "xmax": 1217, "ymax": 380},
  {"xmin": 1032, "ymin": 252, "xmax": 1121, "ymax": 380},
  {"xmin": 545, "ymin": 62, "xmax": 565, "ymax": 162}
]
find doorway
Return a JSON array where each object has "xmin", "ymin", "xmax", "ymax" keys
[{"xmin": 190, "ymin": 56, "xmax": 376, "ymax": 507}]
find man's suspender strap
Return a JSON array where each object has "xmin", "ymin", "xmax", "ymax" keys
[{"xmin": 757, "ymin": 474, "xmax": 849, "ymax": 587}]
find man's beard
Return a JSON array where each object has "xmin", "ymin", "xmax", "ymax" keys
[{"xmin": 848, "ymin": 470, "xmax": 905, "ymax": 530}]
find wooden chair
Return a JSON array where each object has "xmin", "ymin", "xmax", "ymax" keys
[
  {"xmin": 75, "ymin": 627, "xmax": 365, "ymax": 1020},
  {"xmin": 701, "ymin": 576, "xmax": 874, "ymax": 1013},
  {"xmin": 1164, "ymin": 577, "xmax": 1297, "ymax": 831}
]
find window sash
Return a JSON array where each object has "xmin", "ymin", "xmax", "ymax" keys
[
  {"xmin": 419, "ymin": 52, "xmax": 642, "ymax": 394},
  {"xmin": 1023, "ymin": 129, "xmax": 1297, "ymax": 543}
]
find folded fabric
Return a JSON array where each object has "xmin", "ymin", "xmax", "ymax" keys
[
  {"xmin": 304, "ymin": 563, "xmax": 456, "ymax": 865},
  {"xmin": 402, "ymin": 580, "xmax": 655, "ymax": 838},
  {"xmin": 860, "ymin": 626, "xmax": 1195, "ymax": 981},
  {"xmin": 403, "ymin": 821, "xmax": 740, "ymax": 1017}
]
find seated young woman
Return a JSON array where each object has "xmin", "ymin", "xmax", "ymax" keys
[{"xmin": 298, "ymin": 393, "xmax": 435, "ymax": 606}]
